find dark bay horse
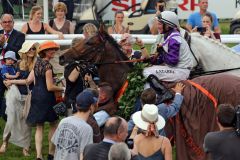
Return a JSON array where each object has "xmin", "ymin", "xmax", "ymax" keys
[
  {"xmin": 59, "ymin": 28, "xmax": 131, "ymax": 95},
  {"xmin": 59, "ymin": 28, "xmax": 240, "ymax": 160}
]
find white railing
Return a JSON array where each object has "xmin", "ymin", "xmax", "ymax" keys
[{"xmin": 25, "ymin": 34, "xmax": 240, "ymax": 46}]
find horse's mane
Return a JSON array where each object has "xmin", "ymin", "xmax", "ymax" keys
[
  {"xmin": 191, "ymin": 32, "xmax": 237, "ymax": 54},
  {"xmin": 102, "ymin": 31, "xmax": 129, "ymax": 61}
]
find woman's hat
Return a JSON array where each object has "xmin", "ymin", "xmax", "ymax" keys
[
  {"xmin": 38, "ymin": 41, "xmax": 60, "ymax": 54},
  {"xmin": 18, "ymin": 41, "xmax": 39, "ymax": 58},
  {"xmin": 19, "ymin": 41, "xmax": 36, "ymax": 54},
  {"xmin": 4, "ymin": 51, "xmax": 17, "ymax": 61},
  {"xmin": 132, "ymin": 104, "xmax": 165, "ymax": 130}
]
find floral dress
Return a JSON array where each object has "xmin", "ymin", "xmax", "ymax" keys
[{"xmin": 27, "ymin": 58, "xmax": 58, "ymax": 126}]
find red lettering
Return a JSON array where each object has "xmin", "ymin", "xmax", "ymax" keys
[
  {"xmin": 178, "ymin": 0, "xmax": 188, "ymax": 11},
  {"xmin": 131, "ymin": 0, "xmax": 136, "ymax": 11},
  {"xmin": 112, "ymin": 0, "xmax": 129, "ymax": 11},
  {"xmin": 178, "ymin": 0, "xmax": 200, "ymax": 11},
  {"xmin": 190, "ymin": 0, "xmax": 199, "ymax": 10}
]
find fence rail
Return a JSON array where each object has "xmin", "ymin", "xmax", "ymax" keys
[{"xmin": 25, "ymin": 34, "xmax": 240, "ymax": 46}]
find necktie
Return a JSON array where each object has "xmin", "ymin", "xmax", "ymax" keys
[{"xmin": 4, "ymin": 33, "xmax": 9, "ymax": 42}]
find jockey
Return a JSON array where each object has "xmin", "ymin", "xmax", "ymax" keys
[{"xmin": 143, "ymin": 11, "xmax": 193, "ymax": 82}]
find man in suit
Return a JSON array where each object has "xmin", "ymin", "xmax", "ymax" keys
[
  {"xmin": 83, "ymin": 116, "xmax": 128, "ymax": 160},
  {"xmin": 0, "ymin": 13, "xmax": 25, "ymax": 119}
]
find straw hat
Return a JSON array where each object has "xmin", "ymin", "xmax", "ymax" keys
[
  {"xmin": 132, "ymin": 104, "xmax": 165, "ymax": 130},
  {"xmin": 19, "ymin": 41, "xmax": 36, "ymax": 54},
  {"xmin": 38, "ymin": 41, "xmax": 60, "ymax": 54}
]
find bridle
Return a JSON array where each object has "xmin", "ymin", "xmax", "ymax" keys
[{"xmin": 70, "ymin": 34, "xmax": 107, "ymax": 64}]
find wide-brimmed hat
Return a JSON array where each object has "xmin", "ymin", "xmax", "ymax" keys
[
  {"xmin": 38, "ymin": 41, "xmax": 60, "ymax": 54},
  {"xmin": 19, "ymin": 41, "xmax": 37, "ymax": 54},
  {"xmin": 4, "ymin": 51, "xmax": 17, "ymax": 61},
  {"xmin": 132, "ymin": 104, "xmax": 165, "ymax": 130}
]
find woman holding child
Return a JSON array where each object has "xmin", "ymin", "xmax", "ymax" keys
[{"xmin": 0, "ymin": 42, "xmax": 38, "ymax": 156}]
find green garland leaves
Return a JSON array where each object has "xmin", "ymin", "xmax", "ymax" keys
[{"xmin": 118, "ymin": 63, "xmax": 148, "ymax": 120}]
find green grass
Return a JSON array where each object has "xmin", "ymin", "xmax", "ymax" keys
[{"xmin": 0, "ymin": 118, "xmax": 51, "ymax": 160}]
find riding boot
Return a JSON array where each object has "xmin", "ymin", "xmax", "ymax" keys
[{"xmin": 147, "ymin": 74, "xmax": 174, "ymax": 103}]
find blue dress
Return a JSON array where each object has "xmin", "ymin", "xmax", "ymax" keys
[
  {"xmin": 26, "ymin": 58, "xmax": 58, "ymax": 126},
  {"xmin": 138, "ymin": 150, "xmax": 164, "ymax": 160}
]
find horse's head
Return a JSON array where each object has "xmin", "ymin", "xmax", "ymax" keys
[{"xmin": 59, "ymin": 34, "xmax": 104, "ymax": 65}]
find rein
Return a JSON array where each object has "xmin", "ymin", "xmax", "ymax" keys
[
  {"xmin": 191, "ymin": 67, "xmax": 240, "ymax": 78},
  {"xmin": 94, "ymin": 58, "xmax": 145, "ymax": 65}
]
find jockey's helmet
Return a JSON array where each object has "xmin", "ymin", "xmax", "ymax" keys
[
  {"xmin": 157, "ymin": 11, "xmax": 180, "ymax": 28},
  {"xmin": 38, "ymin": 41, "xmax": 60, "ymax": 54}
]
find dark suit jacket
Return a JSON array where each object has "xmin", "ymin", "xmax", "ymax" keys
[
  {"xmin": 83, "ymin": 141, "xmax": 113, "ymax": 160},
  {"xmin": 0, "ymin": 29, "xmax": 25, "ymax": 59}
]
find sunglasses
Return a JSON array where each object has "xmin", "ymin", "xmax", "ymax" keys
[{"xmin": 29, "ymin": 47, "xmax": 36, "ymax": 51}]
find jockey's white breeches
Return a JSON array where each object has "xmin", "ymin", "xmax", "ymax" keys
[{"xmin": 143, "ymin": 65, "xmax": 190, "ymax": 82}]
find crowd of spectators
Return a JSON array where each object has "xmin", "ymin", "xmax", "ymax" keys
[{"xmin": 0, "ymin": 0, "xmax": 240, "ymax": 160}]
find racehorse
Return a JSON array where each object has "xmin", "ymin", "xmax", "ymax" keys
[
  {"xmin": 59, "ymin": 27, "xmax": 240, "ymax": 160},
  {"xmin": 186, "ymin": 31, "xmax": 240, "ymax": 77}
]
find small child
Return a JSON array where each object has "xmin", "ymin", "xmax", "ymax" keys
[{"xmin": 1, "ymin": 51, "xmax": 20, "ymax": 80}]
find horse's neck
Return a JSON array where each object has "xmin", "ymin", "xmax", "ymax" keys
[
  {"xmin": 190, "ymin": 33, "xmax": 240, "ymax": 76},
  {"xmin": 98, "ymin": 63, "xmax": 130, "ymax": 95},
  {"xmin": 98, "ymin": 46, "xmax": 130, "ymax": 94}
]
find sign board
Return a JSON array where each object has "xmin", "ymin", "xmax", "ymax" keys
[
  {"xmin": 178, "ymin": 0, "xmax": 240, "ymax": 19},
  {"xmin": 104, "ymin": 0, "xmax": 240, "ymax": 20}
]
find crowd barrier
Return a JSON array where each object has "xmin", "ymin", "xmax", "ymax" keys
[{"xmin": 25, "ymin": 34, "xmax": 240, "ymax": 46}]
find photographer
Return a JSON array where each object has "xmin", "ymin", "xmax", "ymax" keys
[
  {"xmin": 119, "ymin": 33, "xmax": 149, "ymax": 60},
  {"xmin": 148, "ymin": 0, "xmax": 166, "ymax": 35},
  {"xmin": 192, "ymin": 12, "xmax": 221, "ymax": 42},
  {"xmin": 203, "ymin": 104, "xmax": 240, "ymax": 160}
]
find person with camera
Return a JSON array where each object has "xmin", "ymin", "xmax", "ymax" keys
[
  {"xmin": 192, "ymin": 12, "xmax": 221, "ymax": 41},
  {"xmin": 148, "ymin": 0, "xmax": 166, "ymax": 35},
  {"xmin": 203, "ymin": 104, "xmax": 240, "ymax": 160},
  {"xmin": 143, "ymin": 11, "xmax": 193, "ymax": 82},
  {"xmin": 119, "ymin": 33, "xmax": 148, "ymax": 60},
  {"xmin": 186, "ymin": 0, "xmax": 220, "ymax": 34}
]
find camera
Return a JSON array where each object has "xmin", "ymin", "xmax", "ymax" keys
[
  {"xmin": 158, "ymin": 5, "xmax": 164, "ymax": 12},
  {"xmin": 197, "ymin": 27, "xmax": 206, "ymax": 33}
]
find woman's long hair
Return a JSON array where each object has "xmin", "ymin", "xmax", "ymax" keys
[{"xmin": 19, "ymin": 43, "xmax": 38, "ymax": 71}]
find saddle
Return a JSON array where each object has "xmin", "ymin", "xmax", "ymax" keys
[{"xmin": 147, "ymin": 74, "xmax": 174, "ymax": 104}]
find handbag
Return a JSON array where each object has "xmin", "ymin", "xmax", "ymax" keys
[
  {"xmin": 22, "ymin": 84, "xmax": 31, "ymax": 119},
  {"xmin": 53, "ymin": 102, "xmax": 67, "ymax": 116}
]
